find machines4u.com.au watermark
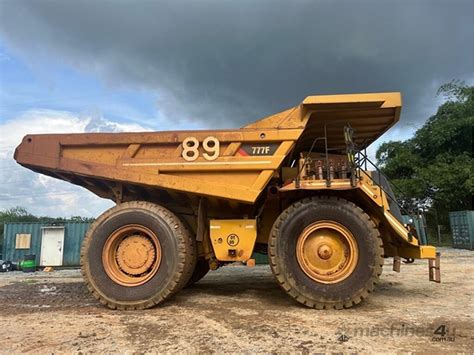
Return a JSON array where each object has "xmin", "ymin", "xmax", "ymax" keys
[{"xmin": 336, "ymin": 324, "xmax": 456, "ymax": 343}]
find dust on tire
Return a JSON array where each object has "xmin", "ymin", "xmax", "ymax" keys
[{"xmin": 268, "ymin": 196, "xmax": 384, "ymax": 309}]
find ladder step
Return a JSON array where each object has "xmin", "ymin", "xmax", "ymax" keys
[
  {"xmin": 428, "ymin": 252, "xmax": 441, "ymax": 283},
  {"xmin": 393, "ymin": 256, "xmax": 401, "ymax": 272}
]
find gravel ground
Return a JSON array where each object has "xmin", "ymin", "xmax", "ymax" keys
[{"xmin": 0, "ymin": 247, "xmax": 473, "ymax": 353}]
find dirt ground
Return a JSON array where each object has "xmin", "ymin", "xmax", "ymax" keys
[{"xmin": 0, "ymin": 247, "xmax": 473, "ymax": 353}]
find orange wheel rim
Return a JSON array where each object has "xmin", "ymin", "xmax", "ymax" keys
[
  {"xmin": 296, "ymin": 221, "xmax": 358, "ymax": 284},
  {"xmin": 102, "ymin": 224, "xmax": 162, "ymax": 287}
]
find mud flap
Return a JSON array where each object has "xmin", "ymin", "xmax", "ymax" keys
[{"xmin": 428, "ymin": 252, "xmax": 441, "ymax": 283}]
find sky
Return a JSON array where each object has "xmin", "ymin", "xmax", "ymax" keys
[{"xmin": 0, "ymin": 0, "xmax": 473, "ymax": 217}]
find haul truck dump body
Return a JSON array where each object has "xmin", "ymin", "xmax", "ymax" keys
[{"xmin": 15, "ymin": 92, "xmax": 440, "ymax": 310}]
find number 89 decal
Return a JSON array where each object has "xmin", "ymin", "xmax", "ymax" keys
[{"xmin": 182, "ymin": 136, "xmax": 220, "ymax": 161}]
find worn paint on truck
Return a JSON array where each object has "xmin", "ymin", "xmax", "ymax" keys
[{"xmin": 14, "ymin": 92, "xmax": 439, "ymax": 310}]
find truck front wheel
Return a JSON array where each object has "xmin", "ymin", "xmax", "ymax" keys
[
  {"xmin": 269, "ymin": 196, "xmax": 383, "ymax": 309},
  {"xmin": 81, "ymin": 201, "xmax": 196, "ymax": 310}
]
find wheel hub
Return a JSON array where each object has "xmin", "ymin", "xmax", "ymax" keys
[
  {"xmin": 296, "ymin": 221, "xmax": 358, "ymax": 284},
  {"xmin": 317, "ymin": 244, "xmax": 333, "ymax": 260},
  {"xmin": 116, "ymin": 235, "xmax": 156, "ymax": 275},
  {"xmin": 102, "ymin": 224, "xmax": 162, "ymax": 287}
]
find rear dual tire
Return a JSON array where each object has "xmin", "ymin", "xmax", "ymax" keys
[
  {"xmin": 269, "ymin": 196, "xmax": 384, "ymax": 309},
  {"xmin": 81, "ymin": 201, "xmax": 196, "ymax": 310}
]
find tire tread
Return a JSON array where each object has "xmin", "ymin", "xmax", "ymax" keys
[
  {"xmin": 268, "ymin": 196, "xmax": 384, "ymax": 309},
  {"xmin": 80, "ymin": 201, "xmax": 195, "ymax": 310}
]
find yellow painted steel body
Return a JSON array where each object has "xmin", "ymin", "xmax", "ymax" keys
[
  {"xmin": 14, "ymin": 93, "xmax": 402, "ymax": 204},
  {"xmin": 14, "ymin": 92, "xmax": 437, "ymax": 262},
  {"xmin": 209, "ymin": 219, "xmax": 257, "ymax": 261}
]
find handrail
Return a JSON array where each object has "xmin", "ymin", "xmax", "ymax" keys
[
  {"xmin": 354, "ymin": 151, "xmax": 407, "ymax": 200},
  {"xmin": 353, "ymin": 149, "xmax": 417, "ymax": 220}
]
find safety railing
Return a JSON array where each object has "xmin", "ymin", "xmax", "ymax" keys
[{"xmin": 349, "ymin": 140, "xmax": 419, "ymax": 229}]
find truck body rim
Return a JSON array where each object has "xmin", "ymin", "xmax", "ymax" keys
[
  {"xmin": 296, "ymin": 220, "xmax": 358, "ymax": 284},
  {"xmin": 102, "ymin": 224, "xmax": 162, "ymax": 287}
]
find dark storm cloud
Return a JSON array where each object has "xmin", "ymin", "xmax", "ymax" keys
[{"xmin": 1, "ymin": 0, "xmax": 473, "ymax": 129}]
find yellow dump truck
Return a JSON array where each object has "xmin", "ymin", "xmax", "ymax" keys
[{"xmin": 14, "ymin": 92, "xmax": 440, "ymax": 310}]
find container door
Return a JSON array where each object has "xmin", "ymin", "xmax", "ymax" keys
[{"xmin": 40, "ymin": 228, "xmax": 65, "ymax": 266}]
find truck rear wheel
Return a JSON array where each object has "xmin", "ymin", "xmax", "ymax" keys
[
  {"xmin": 81, "ymin": 201, "xmax": 196, "ymax": 310},
  {"xmin": 269, "ymin": 196, "xmax": 383, "ymax": 309},
  {"xmin": 186, "ymin": 258, "xmax": 210, "ymax": 286}
]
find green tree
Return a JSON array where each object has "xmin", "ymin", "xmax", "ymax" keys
[
  {"xmin": 68, "ymin": 216, "xmax": 95, "ymax": 223},
  {"xmin": 376, "ymin": 80, "xmax": 473, "ymax": 235}
]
